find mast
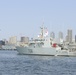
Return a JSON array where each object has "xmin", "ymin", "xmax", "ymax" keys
[
  {"xmin": 40, "ymin": 22, "xmax": 44, "ymax": 38},
  {"xmin": 39, "ymin": 22, "xmax": 48, "ymax": 38}
]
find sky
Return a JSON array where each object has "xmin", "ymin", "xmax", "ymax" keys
[{"xmin": 0, "ymin": 0, "xmax": 76, "ymax": 40}]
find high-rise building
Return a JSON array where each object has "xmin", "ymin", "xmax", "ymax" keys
[
  {"xmin": 58, "ymin": 31, "xmax": 63, "ymax": 39},
  {"xmin": 21, "ymin": 37, "xmax": 29, "ymax": 44},
  {"xmin": 58, "ymin": 31, "xmax": 63, "ymax": 44},
  {"xmin": 50, "ymin": 32, "xmax": 55, "ymax": 39},
  {"xmin": 67, "ymin": 29, "xmax": 72, "ymax": 43},
  {"xmin": 65, "ymin": 35, "xmax": 69, "ymax": 42},
  {"xmin": 9, "ymin": 36, "xmax": 17, "ymax": 45}
]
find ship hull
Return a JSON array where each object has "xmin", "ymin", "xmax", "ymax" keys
[{"xmin": 16, "ymin": 46, "xmax": 76, "ymax": 56}]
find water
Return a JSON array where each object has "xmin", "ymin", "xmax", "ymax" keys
[{"xmin": 0, "ymin": 50, "xmax": 76, "ymax": 75}]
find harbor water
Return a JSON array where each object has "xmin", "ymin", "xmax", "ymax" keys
[{"xmin": 0, "ymin": 50, "xmax": 76, "ymax": 75}]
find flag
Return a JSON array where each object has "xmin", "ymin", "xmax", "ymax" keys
[{"xmin": 44, "ymin": 28, "xmax": 48, "ymax": 37}]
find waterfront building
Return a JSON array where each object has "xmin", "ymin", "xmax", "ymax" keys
[
  {"xmin": 50, "ymin": 32, "xmax": 55, "ymax": 39},
  {"xmin": 21, "ymin": 37, "xmax": 29, "ymax": 44},
  {"xmin": 58, "ymin": 31, "xmax": 63, "ymax": 44},
  {"xmin": 58, "ymin": 31, "xmax": 63, "ymax": 39},
  {"xmin": 0, "ymin": 40, "xmax": 5, "ymax": 45},
  {"xmin": 67, "ymin": 29, "xmax": 72, "ymax": 43},
  {"xmin": 65, "ymin": 35, "xmax": 69, "ymax": 42},
  {"xmin": 3, "ymin": 39, "xmax": 8, "ymax": 45},
  {"xmin": 9, "ymin": 36, "xmax": 17, "ymax": 45}
]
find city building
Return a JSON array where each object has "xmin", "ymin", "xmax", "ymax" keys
[
  {"xmin": 67, "ymin": 29, "xmax": 72, "ymax": 43},
  {"xmin": 58, "ymin": 31, "xmax": 63, "ymax": 39},
  {"xmin": 58, "ymin": 31, "xmax": 63, "ymax": 44},
  {"xmin": 9, "ymin": 36, "xmax": 17, "ymax": 45},
  {"xmin": 21, "ymin": 37, "xmax": 29, "ymax": 44},
  {"xmin": 50, "ymin": 32, "xmax": 55, "ymax": 39},
  {"xmin": 3, "ymin": 39, "xmax": 8, "ymax": 45},
  {"xmin": 65, "ymin": 35, "xmax": 69, "ymax": 42}
]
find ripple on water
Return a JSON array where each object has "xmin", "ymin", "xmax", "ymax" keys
[{"xmin": 0, "ymin": 51, "xmax": 76, "ymax": 75}]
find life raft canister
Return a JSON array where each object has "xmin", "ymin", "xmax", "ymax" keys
[{"xmin": 52, "ymin": 43, "xmax": 57, "ymax": 48}]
